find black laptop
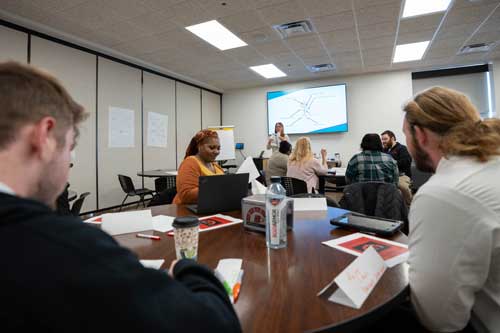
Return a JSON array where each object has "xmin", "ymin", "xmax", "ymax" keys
[{"xmin": 187, "ymin": 173, "xmax": 250, "ymax": 214}]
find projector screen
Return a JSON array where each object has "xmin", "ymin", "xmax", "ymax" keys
[{"xmin": 267, "ymin": 84, "xmax": 348, "ymax": 134}]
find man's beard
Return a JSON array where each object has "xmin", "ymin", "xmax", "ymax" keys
[{"xmin": 413, "ymin": 138, "xmax": 435, "ymax": 173}]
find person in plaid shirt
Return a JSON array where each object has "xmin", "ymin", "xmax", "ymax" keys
[{"xmin": 345, "ymin": 133, "xmax": 399, "ymax": 185}]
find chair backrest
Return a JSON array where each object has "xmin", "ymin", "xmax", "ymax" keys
[
  {"xmin": 154, "ymin": 176, "xmax": 177, "ymax": 193},
  {"xmin": 148, "ymin": 187, "xmax": 177, "ymax": 207},
  {"xmin": 339, "ymin": 182, "xmax": 408, "ymax": 223},
  {"xmin": 70, "ymin": 192, "xmax": 90, "ymax": 216},
  {"xmin": 280, "ymin": 177, "xmax": 308, "ymax": 196},
  {"xmin": 118, "ymin": 174, "xmax": 135, "ymax": 194},
  {"xmin": 410, "ymin": 164, "xmax": 432, "ymax": 193},
  {"xmin": 257, "ymin": 170, "xmax": 267, "ymax": 187}
]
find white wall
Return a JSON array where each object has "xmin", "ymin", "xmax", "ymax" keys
[
  {"xmin": 176, "ymin": 82, "xmax": 202, "ymax": 167},
  {"xmin": 493, "ymin": 60, "xmax": 500, "ymax": 117},
  {"xmin": 0, "ymin": 25, "xmax": 27, "ymax": 62},
  {"xmin": 413, "ymin": 72, "xmax": 490, "ymax": 117},
  {"xmin": 222, "ymin": 71, "xmax": 413, "ymax": 166}
]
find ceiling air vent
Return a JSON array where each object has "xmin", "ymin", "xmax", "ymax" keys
[
  {"xmin": 273, "ymin": 20, "xmax": 313, "ymax": 39},
  {"xmin": 307, "ymin": 63, "xmax": 336, "ymax": 73},
  {"xmin": 457, "ymin": 43, "xmax": 494, "ymax": 55}
]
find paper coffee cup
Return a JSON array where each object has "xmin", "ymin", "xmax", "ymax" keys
[{"xmin": 172, "ymin": 216, "xmax": 200, "ymax": 261}]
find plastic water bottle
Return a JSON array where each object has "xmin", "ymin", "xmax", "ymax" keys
[{"xmin": 265, "ymin": 176, "xmax": 287, "ymax": 249}]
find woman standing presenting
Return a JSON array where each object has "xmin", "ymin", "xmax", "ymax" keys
[
  {"xmin": 267, "ymin": 122, "xmax": 290, "ymax": 153},
  {"xmin": 173, "ymin": 129, "xmax": 224, "ymax": 204}
]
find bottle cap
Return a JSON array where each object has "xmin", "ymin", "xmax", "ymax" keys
[{"xmin": 270, "ymin": 176, "xmax": 281, "ymax": 183}]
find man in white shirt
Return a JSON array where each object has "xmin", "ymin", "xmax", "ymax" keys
[{"xmin": 402, "ymin": 87, "xmax": 500, "ymax": 332}]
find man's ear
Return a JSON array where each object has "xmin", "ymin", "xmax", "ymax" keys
[
  {"xmin": 30, "ymin": 117, "xmax": 57, "ymax": 161},
  {"xmin": 413, "ymin": 125, "xmax": 428, "ymax": 147}
]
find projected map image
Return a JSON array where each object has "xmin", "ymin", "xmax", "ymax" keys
[{"xmin": 268, "ymin": 85, "xmax": 347, "ymax": 134}]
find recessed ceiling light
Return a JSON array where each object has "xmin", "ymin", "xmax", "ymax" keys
[
  {"xmin": 249, "ymin": 64, "xmax": 287, "ymax": 79},
  {"xmin": 393, "ymin": 41, "xmax": 430, "ymax": 63},
  {"xmin": 402, "ymin": 0, "xmax": 452, "ymax": 18},
  {"xmin": 185, "ymin": 20, "xmax": 247, "ymax": 51}
]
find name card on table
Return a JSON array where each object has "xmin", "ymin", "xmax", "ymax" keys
[{"xmin": 328, "ymin": 246, "xmax": 386, "ymax": 309}]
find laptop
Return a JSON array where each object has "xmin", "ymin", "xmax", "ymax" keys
[{"xmin": 187, "ymin": 173, "xmax": 250, "ymax": 214}]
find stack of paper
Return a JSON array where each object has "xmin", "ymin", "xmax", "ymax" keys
[
  {"xmin": 140, "ymin": 259, "xmax": 165, "ymax": 270},
  {"xmin": 101, "ymin": 210, "xmax": 153, "ymax": 236}
]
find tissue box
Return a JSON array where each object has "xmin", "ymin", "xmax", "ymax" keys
[{"xmin": 241, "ymin": 194, "xmax": 294, "ymax": 233}]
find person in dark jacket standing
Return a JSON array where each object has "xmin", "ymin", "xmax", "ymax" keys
[
  {"xmin": 381, "ymin": 130, "xmax": 413, "ymax": 205},
  {"xmin": 0, "ymin": 62, "xmax": 241, "ymax": 333}
]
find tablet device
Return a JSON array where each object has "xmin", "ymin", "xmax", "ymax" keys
[{"xmin": 330, "ymin": 213, "xmax": 403, "ymax": 236}]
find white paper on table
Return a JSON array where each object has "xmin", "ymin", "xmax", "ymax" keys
[
  {"xmin": 251, "ymin": 179, "xmax": 267, "ymax": 194},
  {"xmin": 108, "ymin": 107, "xmax": 135, "ymax": 148},
  {"xmin": 293, "ymin": 197, "xmax": 327, "ymax": 211},
  {"xmin": 101, "ymin": 210, "xmax": 153, "ymax": 236},
  {"xmin": 152, "ymin": 215, "xmax": 175, "ymax": 232},
  {"xmin": 322, "ymin": 233, "xmax": 409, "ymax": 268},
  {"xmin": 140, "ymin": 259, "xmax": 165, "ymax": 270},
  {"xmin": 328, "ymin": 247, "xmax": 387, "ymax": 309},
  {"xmin": 328, "ymin": 167, "xmax": 346, "ymax": 176},
  {"xmin": 216, "ymin": 258, "xmax": 243, "ymax": 286},
  {"xmin": 237, "ymin": 157, "xmax": 260, "ymax": 182},
  {"xmin": 147, "ymin": 112, "xmax": 168, "ymax": 148}
]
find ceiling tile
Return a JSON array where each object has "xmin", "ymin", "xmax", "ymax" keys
[
  {"xmin": 397, "ymin": 30, "xmax": 436, "ymax": 45},
  {"xmin": 253, "ymin": 40, "xmax": 290, "ymax": 56},
  {"xmin": 319, "ymin": 28, "xmax": 357, "ymax": 44},
  {"xmin": 300, "ymin": 0, "xmax": 352, "ymax": 18},
  {"xmin": 353, "ymin": 0, "xmax": 400, "ymax": 10},
  {"xmin": 140, "ymin": 0, "xmax": 185, "ymax": 12},
  {"xmin": 445, "ymin": 3, "xmax": 499, "ymax": 26},
  {"xmin": 126, "ymin": 12, "xmax": 178, "ymax": 35},
  {"xmin": 58, "ymin": 2, "xmax": 125, "ymax": 30},
  {"xmin": 293, "ymin": 47, "xmax": 329, "ymax": 59},
  {"xmin": 284, "ymin": 34, "xmax": 322, "ymax": 51},
  {"xmin": 435, "ymin": 23, "xmax": 479, "ymax": 40},
  {"xmin": 239, "ymin": 27, "xmax": 283, "ymax": 45},
  {"xmin": 100, "ymin": 0, "xmax": 153, "ymax": 20},
  {"xmin": 467, "ymin": 31, "xmax": 500, "ymax": 45},
  {"xmin": 358, "ymin": 21, "xmax": 397, "ymax": 39},
  {"xmin": 223, "ymin": 47, "xmax": 269, "ymax": 66},
  {"xmin": 169, "ymin": 0, "xmax": 215, "ymax": 26},
  {"xmin": 301, "ymin": 56, "xmax": 332, "ymax": 66},
  {"xmin": 362, "ymin": 47, "xmax": 392, "ymax": 66},
  {"xmin": 95, "ymin": 20, "xmax": 150, "ymax": 44},
  {"xmin": 196, "ymin": 0, "xmax": 254, "ymax": 18},
  {"xmin": 252, "ymin": 0, "xmax": 290, "ymax": 9},
  {"xmin": 324, "ymin": 38, "xmax": 360, "ymax": 54},
  {"xmin": 398, "ymin": 13, "xmax": 444, "ymax": 34},
  {"xmin": 311, "ymin": 11, "xmax": 355, "ymax": 33},
  {"xmin": 218, "ymin": 10, "xmax": 268, "ymax": 34},
  {"xmin": 360, "ymin": 35, "xmax": 395, "ymax": 50},
  {"xmin": 258, "ymin": 0, "xmax": 307, "ymax": 26},
  {"xmin": 1, "ymin": 0, "xmax": 57, "ymax": 23},
  {"xmin": 355, "ymin": 3, "xmax": 399, "ymax": 27}
]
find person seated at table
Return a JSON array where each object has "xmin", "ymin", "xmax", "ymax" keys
[
  {"xmin": 345, "ymin": 133, "xmax": 399, "ymax": 185},
  {"xmin": 287, "ymin": 137, "xmax": 328, "ymax": 193},
  {"xmin": 173, "ymin": 129, "xmax": 224, "ymax": 204},
  {"xmin": 266, "ymin": 122, "xmax": 290, "ymax": 152},
  {"xmin": 266, "ymin": 140, "xmax": 292, "ymax": 184},
  {"xmin": 0, "ymin": 62, "xmax": 241, "ymax": 332}
]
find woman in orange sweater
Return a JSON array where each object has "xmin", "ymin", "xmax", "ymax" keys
[{"xmin": 173, "ymin": 129, "xmax": 225, "ymax": 204}]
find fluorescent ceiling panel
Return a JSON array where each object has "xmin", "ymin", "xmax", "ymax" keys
[
  {"xmin": 393, "ymin": 41, "xmax": 430, "ymax": 63},
  {"xmin": 402, "ymin": 0, "xmax": 452, "ymax": 18},
  {"xmin": 185, "ymin": 20, "xmax": 247, "ymax": 51},
  {"xmin": 249, "ymin": 64, "xmax": 287, "ymax": 78}
]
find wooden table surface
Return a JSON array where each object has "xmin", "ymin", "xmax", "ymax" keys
[
  {"xmin": 114, "ymin": 204, "xmax": 409, "ymax": 333},
  {"xmin": 137, "ymin": 169, "xmax": 177, "ymax": 177}
]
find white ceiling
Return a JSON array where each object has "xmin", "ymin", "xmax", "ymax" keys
[{"xmin": 1, "ymin": 0, "xmax": 500, "ymax": 91}]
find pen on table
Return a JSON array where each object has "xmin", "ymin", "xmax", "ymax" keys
[
  {"xmin": 214, "ymin": 270, "xmax": 234, "ymax": 303},
  {"xmin": 136, "ymin": 233, "xmax": 161, "ymax": 240},
  {"xmin": 232, "ymin": 270, "xmax": 244, "ymax": 303}
]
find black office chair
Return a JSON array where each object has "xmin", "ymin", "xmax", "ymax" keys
[
  {"xmin": 279, "ymin": 177, "xmax": 308, "ymax": 196},
  {"xmin": 70, "ymin": 192, "xmax": 90, "ymax": 216},
  {"xmin": 154, "ymin": 176, "xmax": 177, "ymax": 193},
  {"xmin": 257, "ymin": 170, "xmax": 267, "ymax": 187},
  {"xmin": 118, "ymin": 175, "xmax": 154, "ymax": 211},
  {"xmin": 148, "ymin": 187, "xmax": 177, "ymax": 207}
]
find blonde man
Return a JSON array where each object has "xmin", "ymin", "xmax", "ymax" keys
[{"xmin": 404, "ymin": 87, "xmax": 500, "ymax": 332}]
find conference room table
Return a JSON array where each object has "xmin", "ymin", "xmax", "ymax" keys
[
  {"xmin": 137, "ymin": 169, "xmax": 177, "ymax": 178},
  {"xmin": 113, "ymin": 205, "xmax": 409, "ymax": 332}
]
